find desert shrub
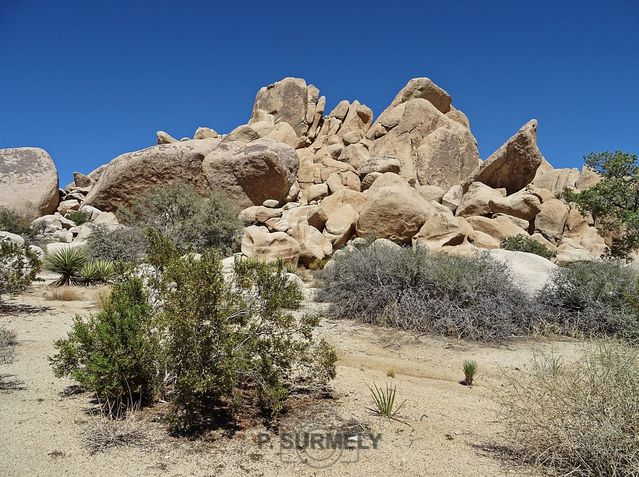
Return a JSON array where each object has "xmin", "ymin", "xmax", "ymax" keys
[
  {"xmin": 497, "ymin": 345, "xmax": 639, "ymax": 476},
  {"xmin": 317, "ymin": 246, "xmax": 533, "ymax": 342},
  {"xmin": 85, "ymin": 224, "xmax": 148, "ymax": 263},
  {"xmin": 536, "ymin": 260, "xmax": 639, "ymax": 343},
  {"xmin": 0, "ymin": 207, "xmax": 34, "ymax": 237},
  {"xmin": 161, "ymin": 251, "xmax": 336, "ymax": 433},
  {"xmin": 46, "ymin": 247, "xmax": 87, "ymax": 286},
  {"xmin": 0, "ymin": 240, "xmax": 40, "ymax": 303},
  {"xmin": 50, "ymin": 277, "xmax": 160, "ymax": 409},
  {"xmin": 66, "ymin": 210, "xmax": 92, "ymax": 225},
  {"xmin": 500, "ymin": 235, "xmax": 556, "ymax": 259},
  {"xmin": 118, "ymin": 182, "xmax": 242, "ymax": 255}
]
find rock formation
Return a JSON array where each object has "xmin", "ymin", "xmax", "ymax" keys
[{"xmin": 0, "ymin": 76, "xmax": 609, "ymax": 265}]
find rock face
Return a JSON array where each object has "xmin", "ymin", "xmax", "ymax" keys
[
  {"xmin": 462, "ymin": 120, "xmax": 543, "ymax": 194},
  {"xmin": 250, "ymin": 77, "xmax": 324, "ymax": 140},
  {"xmin": 0, "ymin": 147, "xmax": 59, "ymax": 219},
  {"xmin": 368, "ymin": 97, "xmax": 479, "ymax": 189},
  {"xmin": 203, "ymin": 138, "xmax": 299, "ymax": 209},
  {"xmin": 357, "ymin": 174, "xmax": 434, "ymax": 244},
  {"xmin": 84, "ymin": 139, "xmax": 219, "ymax": 212},
  {"xmin": 241, "ymin": 225, "xmax": 300, "ymax": 265}
]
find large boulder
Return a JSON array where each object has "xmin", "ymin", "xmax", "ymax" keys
[
  {"xmin": 203, "ymin": 138, "xmax": 299, "ymax": 209},
  {"xmin": 412, "ymin": 212, "xmax": 473, "ymax": 249},
  {"xmin": 466, "ymin": 215, "xmax": 528, "ymax": 242},
  {"xmin": 534, "ymin": 198, "xmax": 569, "ymax": 243},
  {"xmin": 241, "ymin": 225, "xmax": 300, "ymax": 265},
  {"xmin": 487, "ymin": 249, "xmax": 558, "ymax": 296},
  {"xmin": 368, "ymin": 96, "xmax": 479, "ymax": 188},
  {"xmin": 289, "ymin": 224, "xmax": 332, "ymax": 265},
  {"xmin": 488, "ymin": 190, "xmax": 542, "ymax": 221},
  {"xmin": 462, "ymin": 120, "xmax": 543, "ymax": 194},
  {"xmin": 357, "ymin": 176, "xmax": 435, "ymax": 244},
  {"xmin": 250, "ymin": 77, "xmax": 324, "ymax": 139},
  {"xmin": 387, "ymin": 77, "xmax": 452, "ymax": 114},
  {"xmin": 84, "ymin": 139, "xmax": 219, "ymax": 212},
  {"xmin": 532, "ymin": 167, "xmax": 580, "ymax": 194},
  {"xmin": 456, "ymin": 182, "xmax": 505, "ymax": 217},
  {"xmin": 0, "ymin": 147, "xmax": 59, "ymax": 219}
]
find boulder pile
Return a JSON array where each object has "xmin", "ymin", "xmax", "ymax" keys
[{"xmin": 0, "ymin": 77, "xmax": 607, "ymax": 265}]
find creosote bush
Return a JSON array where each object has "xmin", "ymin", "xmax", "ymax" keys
[
  {"xmin": 51, "ymin": 238, "xmax": 336, "ymax": 433},
  {"xmin": 0, "ymin": 240, "xmax": 40, "ymax": 303},
  {"xmin": 50, "ymin": 278, "xmax": 160, "ymax": 409},
  {"xmin": 85, "ymin": 224, "xmax": 148, "ymax": 264},
  {"xmin": 537, "ymin": 260, "xmax": 639, "ymax": 343},
  {"xmin": 497, "ymin": 345, "xmax": 639, "ymax": 476},
  {"xmin": 163, "ymin": 252, "xmax": 336, "ymax": 432},
  {"xmin": 500, "ymin": 235, "xmax": 556, "ymax": 259},
  {"xmin": 0, "ymin": 207, "xmax": 34, "ymax": 238},
  {"xmin": 66, "ymin": 210, "xmax": 91, "ymax": 225},
  {"xmin": 317, "ymin": 246, "xmax": 533, "ymax": 342},
  {"xmin": 118, "ymin": 182, "xmax": 242, "ymax": 255}
]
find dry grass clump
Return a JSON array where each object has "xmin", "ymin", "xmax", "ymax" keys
[
  {"xmin": 496, "ymin": 344, "xmax": 639, "ymax": 476},
  {"xmin": 83, "ymin": 412, "xmax": 144, "ymax": 454},
  {"xmin": 46, "ymin": 286, "xmax": 83, "ymax": 301},
  {"xmin": 0, "ymin": 326, "xmax": 17, "ymax": 364}
]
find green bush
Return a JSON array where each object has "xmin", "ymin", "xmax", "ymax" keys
[
  {"xmin": 50, "ymin": 244, "xmax": 336, "ymax": 431},
  {"xmin": 161, "ymin": 252, "xmax": 336, "ymax": 432},
  {"xmin": 500, "ymin": 235, "xmax": 556, "ymax": 259},
  {"xmin": 317, "ymin": 246, "xmax": 533, "ymax": 342},
  {"xmin": 537, "ymin": 260, "xmax": 639, "ymax": 343},
  {"xmin": 0, "ymin": 240, "xmax": 40, "ymax": 303},
  {"xmin": 85, "ymin": 224, "xmax": 148, "ymax": 263},
  {"xmin": 50, "ymin": 278, "xmax": 160, "ymax": 409},
  {"xmin": 0, "ymin": 207, "xmax": 34, "ymax": 238},
  {"xmin": 66, "ymin": 210, "xmax": 92, "ymax": 225},
  {"xmin": 497, "ymin": 345, "xmax": 639, "ymax": 476},
  {"xmin": 46, "ymin": 248, "xmax": 87, "ymax": 286},
  {"xmin": 118, "ymin": 182, "xmax": 242, "ymax": 255},
  {"xmin": 563, "ymin": 151, "xmax": 639, "ymax": 258}
]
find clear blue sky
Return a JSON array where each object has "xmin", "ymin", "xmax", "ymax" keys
[{"xmin": 1, "ymin": 0, "xmax": 637, "ymax": 184}]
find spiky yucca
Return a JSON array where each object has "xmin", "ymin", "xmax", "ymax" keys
[
  {"xmin": 46, "ymin": 248, "xmax": 87, "ymax": 286},
  {"xmin": 368, "ymin": 382, "xmax": 405, "ymax": 418},
  {"xmin": 463, "ymin": 360, "xmax": 478, "ymax": 386},
  {"xmin": 79, "ymin": 259, "xmax": 115, "ymax": 286}
]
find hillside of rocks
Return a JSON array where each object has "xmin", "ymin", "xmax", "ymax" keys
[{"xmin": 0, "ymin": 77, "xmax": 607, "ymax": 265}]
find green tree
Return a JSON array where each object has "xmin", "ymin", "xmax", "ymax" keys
[{"xmin": 565, "ymin": 151, "xmax": 639, "ymax": 258}]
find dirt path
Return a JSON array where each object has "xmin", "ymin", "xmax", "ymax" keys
[{"xmin": 0, "ymin": 279, "xmax": 587, "ymax": 476}]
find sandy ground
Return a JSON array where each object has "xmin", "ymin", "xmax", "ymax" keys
[{"xmin": 0, "ymin": 277, "xmax": 590, "ymax": 476}]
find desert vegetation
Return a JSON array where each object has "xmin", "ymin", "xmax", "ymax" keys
[
  {"xmin": 500, "ymin": 235, "xmax": 556, "ymax": 259},
  {"xmin": 564, "ymin": 151, "xmax": 639, "ymax": 258},
  {"xmin": 318, "ymin": 244, "xmax": 639, "ymax": 344},
  {"xmin": 50, "ymin": 238, "xmax": 336, "ymax": 433},
  {"xmin": 497, "ymin": 344, "xmax": 639, "ymax": 476},
  {"xmin": 0, "ymin": 239, "xmax": 40, "ymax": 305}
]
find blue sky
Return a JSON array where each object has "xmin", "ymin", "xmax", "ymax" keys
[{"xmin": 1, "ymin": 0, "xmax": 637, "ymax": 184}]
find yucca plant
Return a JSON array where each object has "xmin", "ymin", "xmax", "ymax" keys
[
  {"xmin": 79, "ymin": 259, "xmax": 115, "ymax": 285},
  {"xmin": 367, "ymin": 382, "xmax": 406, "ymax": 419},
  {"xmin": 46, "ymin": 248, "xmax": 87, "ymax": 286},
  {"xmin": 462, "ymin": 360, "xmax": 478, "ymax": 386}
]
